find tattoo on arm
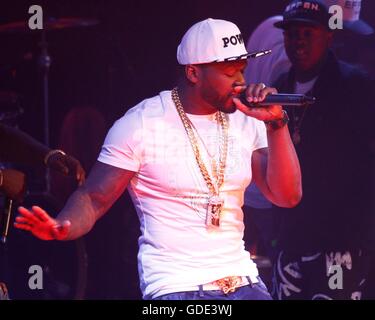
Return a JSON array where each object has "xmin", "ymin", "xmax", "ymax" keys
[{"xmin": 57, "ymin": 161, "xmax": 135, "ymax": 239}]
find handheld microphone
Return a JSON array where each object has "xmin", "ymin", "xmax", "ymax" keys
[
  {"xmin": 239, "ymin": 93, "xmax": 316, "ymax": 107},
  {"xmin": 1, "ymin": 198, "xmax": 13, "ymax": 244}
]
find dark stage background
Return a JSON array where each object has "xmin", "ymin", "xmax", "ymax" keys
[{"xmin": 0, "ymin": 0, "xmax": 374, "ymax": 299}]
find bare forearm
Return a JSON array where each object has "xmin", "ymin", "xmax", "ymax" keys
[
  {"xmin": 266, "ymin": 126, "xmax": 302, "ymax": 207},
  {"xmin": 54, "ymin": 162, "xmax": 134, "ymax": 240},
  {"xmin": 14, "ymin": 162, "xmax": 134, "ymax": 241},
  {"xmin": 235, "ymin": 84, "xmax": 302, "ymax": 206},
  {"xmin": 56, "ymin": 188, "xmax": 100, "ymax": 240}
]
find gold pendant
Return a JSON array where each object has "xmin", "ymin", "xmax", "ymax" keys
[{"xmin": 206, "ymin": 195, "xmax": 224, "ymax": 227}]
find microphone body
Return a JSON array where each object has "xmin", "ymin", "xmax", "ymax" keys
[{"xmin": 239, "ymin": 93, "xmax": 316, "ymax": 107}]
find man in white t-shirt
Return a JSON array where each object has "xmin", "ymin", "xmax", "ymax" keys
[{"xmin": 14, "ymin": 18, "xmax": 301, "ymax": 300}]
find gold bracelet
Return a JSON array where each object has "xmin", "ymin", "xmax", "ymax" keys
[{"xmin": 44, "ymin": 149, "xmax": 66, "ymax": 166}]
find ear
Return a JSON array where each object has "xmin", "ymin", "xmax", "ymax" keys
[{"xmin": 185, "ymin": 65, "xmax": 200, "ymax": 84}]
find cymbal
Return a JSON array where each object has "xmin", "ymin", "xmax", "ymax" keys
[{"xmin": 0, "ymin": 17, "xmax": 98, "ymax": 34}]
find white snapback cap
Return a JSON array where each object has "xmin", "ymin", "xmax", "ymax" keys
[{"xmin": 177, "ymin": 18, "xmax": 253, "ymax": 65}]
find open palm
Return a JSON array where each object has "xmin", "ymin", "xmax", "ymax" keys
[{"xmin": 14, "ymin": 206, "xmax": 70, "ymax": 240}]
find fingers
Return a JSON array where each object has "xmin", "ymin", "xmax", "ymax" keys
[
  {"xmin": 31, "ymin": 206, "xmax": 51, "ymax": 222},
  {"xmin": 71, "ymin": 162, "xmax": 85, "ymax": 185},
  {"xmin": 243, "ymin": 83, "xmax": 263, "ymax": 104},
  {"xmin": 14, "ymin": 215, "xmax": 34, "ymax": 230},
  {"xmin": 233, "ymin": 97, "xmax": 266, "ymax": 118},
  {"xmin": 252, "ymin": 83, "xmax": 266, "ymax": 102},
  {"xmin": 15, "ymin": 206, "xmax": 70, "ymax": 240},
  {"xmin": 17, "ymin": 206, "xmax": 43, "ymax": 225},
  {"xmin": 13, "ymin": 222, "xmax": 32, "ymax": 231},
  {"xmin": 18, "ymin": 206, "xmax": 50, "ymax": 222},
  {"xmin": 47, "ymin": 153, "xmax": 69, "ymax": 175},
  {"xmin": 14, "ymin": 216, "xmax": 30, "ymax": 224},
  {"xmin": 76, "ymin": 166, "xmax": 86, "ymax": 186},
  {"xmin": 51, "ymin": 160, "xmax": 69, "ymax": 175},
  {"xmin": 244, "ymin": 83, "xmax": 278, "ymax": 103},
  {"xmin": 16, "ymin": 206, "xmax": 54, "ymax": 227},
  {"xmin": 233, "ymin": 96, "xmax": 283, "ymax": 122},
  {"xmin": 61, "ymin": 156, "xmax": 86, "ymax": 184},
  {"xmin": 49, "ymin": 154, "xmax": 86, "ymax": 185}
]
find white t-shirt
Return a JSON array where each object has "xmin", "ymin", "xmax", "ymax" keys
[{"xmin": 98, "ymin": 90, "xmax": 268, "ymax": 299}]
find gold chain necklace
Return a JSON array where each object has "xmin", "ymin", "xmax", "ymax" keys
[
  {"xmin": 171, "ymin": 87, "xmax": 228, "ymax": 227},
  {"xmin": 189, "ymin": 113, "xmax": 220, "ymax": 159},
  {"xmin": 189, "ymin": 113, "xmax": 221, "ymax": 181}
]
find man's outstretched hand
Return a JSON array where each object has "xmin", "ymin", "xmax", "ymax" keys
[{"xmin": 14, "ymin": 206, "xmax": 70, "ymax": 240}]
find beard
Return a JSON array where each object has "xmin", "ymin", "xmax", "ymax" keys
[
  {"xmin": 218, "ymin": 103, "xmax": 237, "ymax": 114},
  {"xmin": 201, "ymin": 87, "xmax": 237, "ymax": 114}
]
